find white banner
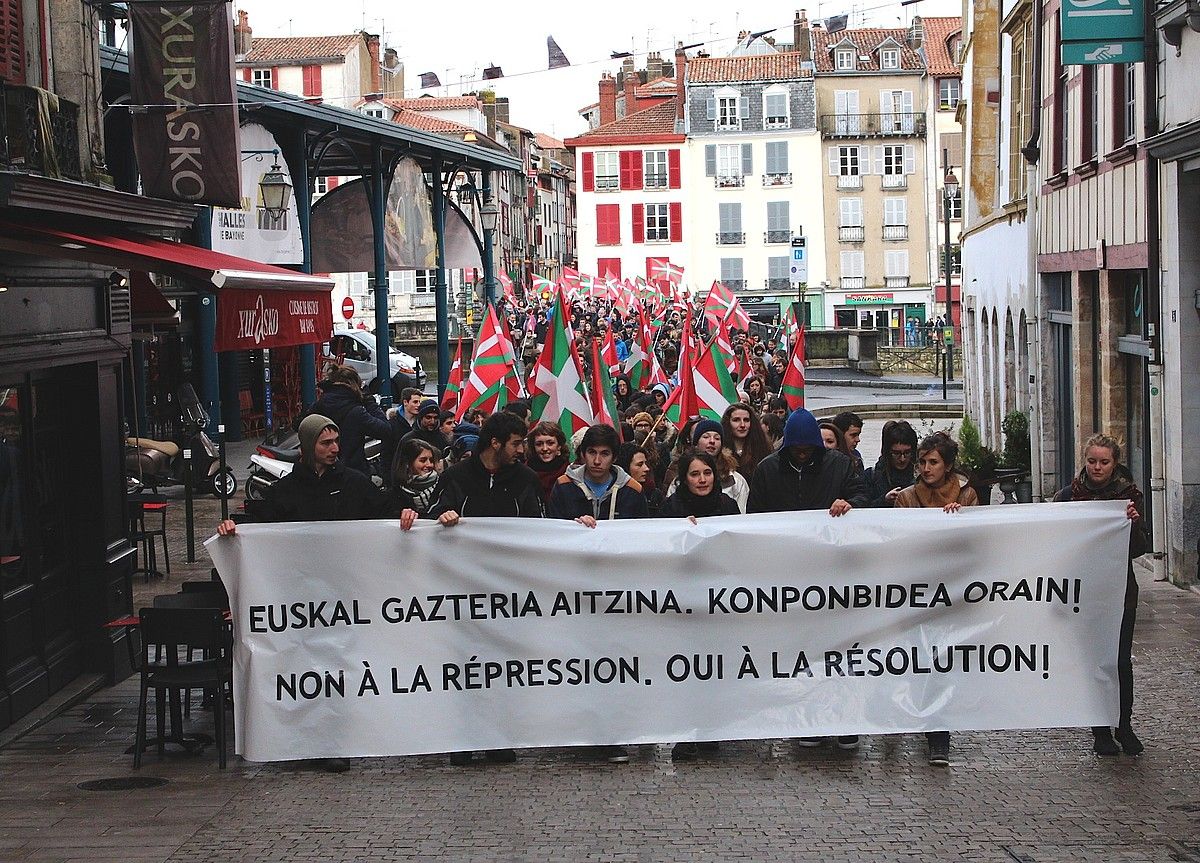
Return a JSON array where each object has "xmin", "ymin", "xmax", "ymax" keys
[{"xmin": 206, "ymin": 502, "xmax": 1131, "ymax": 762}]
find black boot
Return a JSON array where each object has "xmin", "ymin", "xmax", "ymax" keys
[
  {"xmin": 1115, "ymin": 725, "xmax": 1144, "ymax": 756},
  {"xmin": 1092, "ymin": 726, "xmax": 1120, "ymax": 757}
]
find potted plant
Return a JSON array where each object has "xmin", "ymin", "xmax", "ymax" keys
[
  {"xmin": 1000, "ymin": 410, "xmax": 1033, "ymax": 503},
  {"xmin": 957, "ymin": 414, "xmax": 999, "ymax": 505}
]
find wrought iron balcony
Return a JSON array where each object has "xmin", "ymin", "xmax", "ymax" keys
[
  {"xmin": 644, "ymin": 173, "xmax": 669, "ymax": 189},
  {"xmin": 839, "ymin": 225, "xmax": 865, "ymax": 242},
  {"xmin": 762, "ymin": 172, "xmax": 792, "ymax": 187},
  {"xmin": 1, "ymin": 82, "xmax": 82, "ymax": 179},
  {"xmin": 883, "ymin": 224, "xmax": 909, "ymax": 241},
  {"xmin": 715, "ymin": 174, "xmax": 745, "ymax": 188},
  {"xmin": 595, "ymin": 175, "xmax": 619, "ymax": 191},
  {"xmin": 820, "ymin": 112, "xmax": 927, "ymax": 138},
  {"xmin": 882, "ymin": 173, "xmax": 908, "ymax": 189},
  {"xmin": 716, "ymin": 232, "xmax": 746, "ymax": 245},
  {"xmin": 837, "ymin": 174, "xmax": 863, "ymax": 190},
  {"xmin": 764, "ymin": 230, "xmax": 793, "ymax": 244},
  {"xmin": 765, "ymin": 277, "xmax": 791, "ymax": 290},
  {"xmin": 721, "ymin": 279, "xmax": 747, "ymax": 290}
]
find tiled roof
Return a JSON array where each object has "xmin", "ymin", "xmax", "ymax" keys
[
  {"xmin": 687, "ymin": 53, "xmax": 812, "ymax": 83},
  {"xmin": 239, "ymin": 34, "xmax": 360, "ymax": 64},
  {"xmin": 390, "ymin": 109, "xmax": 476, "ymax": 135},
  {"xmin": 535, "ymin": 133, "xmax": 566, "ymax": 150},
  {"xmin": 635, "ymin": 76, "xmax": 678, "ymax": 96},
  {"xmin": 812, "ymin": 28, "xmax": 925, "ymax": 72},
  {"xmin": 923, "ymin": 17, "xmax": 963, "ymax": 76},
  {"xmin": 385, "ymin": 96, "xmax": 483, "ymax": 111},
  {"xmin": 565, "ymin": 98, "xmax": 681, "ymax": 145}
]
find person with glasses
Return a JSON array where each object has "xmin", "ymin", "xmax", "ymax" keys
[{"xmin": 865, "ymin": 421, "xmax": 919, "ymax": 508}]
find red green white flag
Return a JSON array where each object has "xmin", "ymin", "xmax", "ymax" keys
[
  {"xmin": 690, "ymin": 335, "xmax": 740, "ymax": 421},
  {"xmin": 704, "ymin": 281, "xmax": 751, "ymax": 331},
  {"xmin": 528, "ymin": 295, "xmax": 593, "ymax": 439},
  {"xmin": 455, "ymin": 306, "xmax": 514, "ymax": 420},
  {"xmin": 440, "ymin": 334, "xmax": 465, "ymax": 411},
  {"xmin": 589, "ymin": 338, "xmax": 621, "ymax": 435},
  {"xmin": 781, "ymin": 325, "xmax": 806, "ymax": 410}
]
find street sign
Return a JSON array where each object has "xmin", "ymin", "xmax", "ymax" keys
[
  {"xmin": 1061, "ymin": 40, "xmax": 1144, "ymax": 64},
  {"xmin": 789, "ymin": 237, "xmax": 808, "ymax": 284},
  {"xmin": 1061, "ymin": 0, "xmax": 1144, "ymax": 64},
  {"xmin": 341, "ymin": 296, "xmax": 355, "ymax": 320}
]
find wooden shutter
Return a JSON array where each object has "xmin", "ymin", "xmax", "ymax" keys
[
  {"xmin": 632, "ymin": 203, "xmax": 645, "ymax": 243},
  {"xmin": 668, "ymin": 149, "xmax": 681, "ymax": 188},
  {"xmin": 241, "ymin": 67, "xmax": 251, "ymax": 82},
  {"xmin": 597, "ymin": 257, "xmax": 622, "ymax": 279},
  {"xmin": 738, "ymin": 96, "xmax": 749, "ymax": 120},
  {"xmin": 581, "ymin": 152, "xmax": 594, "ymax": 192},
  {"xmin": 629, "ymin": 151, "xmax": 643, "ymax": 188},
  {"xmin": 327, "ymin": 177, "xmax": 340, "ymax": 190},
  {"xmin": 596, "ymin": 204, "xmax": 620, "ymax": 245},
  {"xmin": 705, "ymin": 145, "xmax": 717, "ymax": 177},
  {"xmin": 706, "ymin": 97, "xmax": 716, "ymax": 120},
  {"xmin": 270, "ymin": 67, "xmax": 280, "ymax": 89},
  {"xmin": 904, "ymin": 145, "xmax": 916, "ymax": 174},
  {"xmin": 0, "ymin": 0, "xmax": 24, "ymax": 84},
  {"xmin": 828, "ymin": 147, "xmax": 839, "ymax": 175},
  {"xmin": 303, "ymin": 65, "xmax": 323, "ymax": 98},
  {"xmin": 619, "ymin": 151, "xmax": 632, "ymax": 190},
  {"xmin": 873, "ymin": 146, "xmax": 884, "ymax": 175},
  {"xmin": 741, "ymin": 143, "xmax": 753, "ymax": 176},
  {"xmin": 669, "ymin": 203, "xmax": 682, "ymax": 242}
]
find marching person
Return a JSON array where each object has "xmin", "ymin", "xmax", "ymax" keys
[
  {"xmin": 893, "ymin": 431, "xmax": 978, "ymax": 766},
  {"xmin": 661, "ymin": 448, "xmax": 741, "ymax": 521},
  {"xmin": 672, "ymin": 419, "xmax": 749, "ymax": 513},
  {"xmin": 722, "ymin": 403, "xmax": 772, "ymax": 478},
  {"xmin": 864, "ymin": 421, "xmax": 919, "ymax": 508},
  {"xmin": 527, "ymin": 421, "xmax": 570, "ymax": 503},
  {"xmin": 391, "ymin": 439, "xmax": 443, "ymax": 528},
  {"xmin": 830, "ymin": 411, "xmax": 865, "ymax": 474},
  {"xmin": 307, "ymin": 365, "xmax": 393, "ymax": 478},
  {"xmin": 616, "ymin": 442, "xmax": 663, "ymax": 517},
  {"xmin": 1052, "ymin": 433, "xmax": 1146, "ymax": 758}
]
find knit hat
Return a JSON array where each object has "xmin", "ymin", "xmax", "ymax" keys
[
  {"xmin": 416, "ymin": 399, "xmax": 440, "ymax": 419},
  {"xmin": 629, "ymin": 411, "xmax": 654, "ymax": 428},
  {"xmin": 782, "ymin": 409, "xmax": 824, "ymax": 448},
  {"xmin": 298, "ymin": 414, "xmax": 338, "ymax": 462},
  {"xmin": 692, "ymin": 418, "xmax": 723, "ymax": 446}
]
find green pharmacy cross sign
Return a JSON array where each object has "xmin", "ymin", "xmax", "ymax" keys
[{"xmin": 1060, "ymin": 0, "xmax": 1145, "ymax": 64}]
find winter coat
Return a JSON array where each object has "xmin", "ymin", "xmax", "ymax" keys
[
  {"xmin": 307, "ymin": 386, "xmax": 393, "ymax": 476},
  {"xmin": 250, "ymin": 462, "xmax": 389, "ymax": 524},
  {"xmin": 389, "ymin": 471, "xmax": 442, "ymax": 518},
  {"xmin": 865, "ymin": 455, "xmax": 917, "ymax": 508},
  {"xmin": 547, "ymin": 464, "xmax": 648, "ymax": 521},
  {"xmin": 666, "ymin": 469, "xmax": 750, "ymax": 514},
  {"xmin": 893, "ymin": 473, "xmax": 978, "ymax": 509},
  {"xmin": 746, "ymin": 447, "xmax": 868, "ymax": 513},
  {"xmin": 429, "ymin": 453, "xmax": 544, "ymax": 519},
  {"xmin": 661, "ymin": 486, "xmax": 741, "ymax": 518},
  {"xmin": 1053, "ymin": 464, "xmax": 1148, "ymax": 560}
]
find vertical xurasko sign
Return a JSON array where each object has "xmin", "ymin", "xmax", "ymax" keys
[
  {"xmin": 1060, "ymin": 0, "xmax": 1145, "ymax": 65},
  {"xmin": 129, "ymin": 1, "xmax": 242, "ymax": 206}
]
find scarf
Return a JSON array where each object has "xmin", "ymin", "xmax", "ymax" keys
[{"xmin": 399, "ymin": 470, "xmax": 440, "ymax": 515}]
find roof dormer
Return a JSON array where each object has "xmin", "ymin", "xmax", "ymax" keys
[
  {"xmin": 876, "ymin": 37, "xmax": 903, "ymax": 70},
  {"xmin": 831, "ymin": 37, "xmax": 858, "ymax": 71}
]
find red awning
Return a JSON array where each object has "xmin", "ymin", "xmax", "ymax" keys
[
  {"xmin": 130, "ymin": 271, "xmax": 179, "ymax": 326},
  {"xmin": 0, "ymin": 219, "xmax": 335, "ymax": 351}
]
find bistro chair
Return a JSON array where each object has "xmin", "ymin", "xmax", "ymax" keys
[
  {"xmin": 152, "ymin": 591, "xmax": 232, "ymax": 715},
  {"xmin": 133, "ymin": 607, "xmax": 231, "ymax": 769}
]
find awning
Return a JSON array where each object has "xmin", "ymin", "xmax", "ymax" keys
[
  {"xmin": 130, "ymin": 271, "xmax": 179, "ymax": 327},
  {"xmin": 0, "ymin": 219, "xmax": 335, "ymax": 351}
]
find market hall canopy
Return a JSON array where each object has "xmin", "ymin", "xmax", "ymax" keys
[{"xmin": 0, "ymin": 219, "xmax": 334, "ymax": 351}]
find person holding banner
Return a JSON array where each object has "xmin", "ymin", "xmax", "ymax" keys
[
  {"xmin": 391, "ymin": 439, "xmax": 443, "ymax": 530},
  {"xmin": 1052, "ymin": 433, "xmax": 1145, "ymax": 758},
  {"xmin": 864, "ymin": 421, "xmax": 919, "ymax": 508},
  {"xmin": 547, "ymin": 424, "xmax": 647, "ymax": 526},
  {"xmin": 661, "ymin": 449, "xmax": 741, "ymax": 521},
  {"xmin": 893, "ymin": 431, "xmax": 978, "ymax": 766}
]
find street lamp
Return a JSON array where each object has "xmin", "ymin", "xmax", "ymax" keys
[
  {"xmin": 480, "ymin": 195, "xmax": 500, "ymax": 236},
  {"xmin": 258, "ymin": 157, "xmax": 293, "ymax": 220}
]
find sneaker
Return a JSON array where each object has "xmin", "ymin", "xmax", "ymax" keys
[
  {"xmin": 671, "ymin": 742, "xmax": 698, "ymax": 761},
  {"xmin": 603, "ymin": 745, "xmax": 630, "ymax": 763},
  {"xmin": 796, "ymin": 737, "xmax": 824, "ymax": 748},
  {"xmin": 1115, "ymin": 725, "xmax": 1144, "ymax": 756},
  {"xmin": 484, "ymin": 748, "xmax": 517, "ymax": 764},
  {"xmin": 836, "ymin": 735, "xmax": 860, "ymax": 750},
  {"xmin": 1092, "ymin": 727, "xmax": 1120, "ymax": 757},
  {"xmin": 928, "ymin": 739, "xmax": 950, "ymax": 766},
  {"xmin": 449, "ymin": 751, "xmax": 473, "ymax": 766}
]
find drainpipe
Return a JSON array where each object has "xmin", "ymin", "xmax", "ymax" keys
[{"xmin": 1020, "ymin": 0, "xmax": 1045, "ymax": 500}]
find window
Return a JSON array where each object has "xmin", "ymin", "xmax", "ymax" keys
[
  {"xmin": 1053, "ymin": 16, "xmax": 1069, "ymax": 173},
  {"xmin": 597, "ymin": 258, "xmax": 622, "ymax": 281},
  {"xmin": 766, "ymin": 201, "xmax": 790, "ymax": 243},
  {"xmin": 595, "ymin": 152, "xmax": 619, "ymax": 191},
  {"xmin": 765, "ymin": 141, "xmax": 789, "ymax": 176},
  {"xmin": 314, "ymin": 176, "xmax": 329, "ymax": 196},
  {"xmin": 946, "ymin": 189, "xmax": 962, "ymax": 220},
  {"xmin": 717, "ymin": 143, "xmax": 744, "ymax": 177},
  {"xmin": 840, "ymin": 251, "xmax": 865, "ymax": 289},
  {"xmin": 1122, "ymin": 63, "xmax": 1136, "ymax": 144},
  {"xmin": 883, "ymin": 198, "xmax": 908, "ymax": 240},
  {"xmin": 839, "ymin": 198, "xmax": 864, "ymax": 242},
  {"xmin": 880, "ymin": 89, "xmax": 915, "ymax": 133},
  {"xmin": 764, "ymin": 89, "xmax": 789, "ymax": 128},
  {"xmin": 719, "ymin": 258, "xmax": 744, "ymax": 288},
  {"xmin": 767, "ymin": 256, "xmax": 790, "ymax": 288},
  {"xmin": 1006, "ymin": 18, "xmax": 1033, "ymax": 203},
  {"xmin": 1112, "ymin": 62, "xmax": 1137, "ymax": 148},
  {"xmin": 414, "ymin": 270, "xmax": 436, "ymax": 294},
  {"xmin": 718, "ymin": 94, "xmax": 741, "ymax": 129},
  {"xmin": 836, "ymin": 49, "xmax": 855, "ymax": 70},
  {"xmin": 717, "ymin": 202, "xmax": 743, "ymax": 244},
  {"xmin": 880, "ymin": 48, "xmax": 900, "ymax": 70},
  {"xmin": 596, "ymin": 203, "xmax": 620, "ymax": 245},
  {"xmin": 877, "ymin": 144, "xmax": 914, "ymax": 180},
  {"xmin": 252, "ymin": 68, "xmax": 274, "ymax": 88},
  {"xmin": 644, "ymin": 150, "xmax": 669, "ymax": 188},
  {"xmin": 884, "ymin": 250, "xmax": 910, "ymax": 287},
  {"xmin": 361, "ymin": 104, "xmax": 386, "ymax": 119},
  {"xmin": 939, "ymin": 78, "xmax": 961, "ymax": 110},
  {"xmin": 839, "ymin": 146, "xmax": 861, "ymax": 175},
  {"xmin": 1082, "ymin": 66, "xmax": 1099, "ymax": 161},
  {"xmin": 938, "ymin": 244, "xmax": 962, "ymax": 277},
  {"xmin": 645, "ymin": 203, "xmax": 670, "ymax": 242}
]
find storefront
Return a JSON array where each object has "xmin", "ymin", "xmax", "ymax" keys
[{"xmin": 828, "ymin": 288, "xmax": 932, "ymax": 346}]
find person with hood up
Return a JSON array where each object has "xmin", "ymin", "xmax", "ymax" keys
[
  {"xmin": 1052, "ymin": 432, "xmax": 1146, "ymax": 759},
  {"xmin": 613, "ymin": 376, "xmax": 636, "ymax": 413},
  {"xmin": 307, "ymin": 365, "xmax": 393, "ymax": 477}
]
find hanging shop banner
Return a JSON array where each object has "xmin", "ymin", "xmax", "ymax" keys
[
  {"xmin": 214, "ymin": 287, "xmax": 333, "ymax": 351},
  {"xmin": 207, "ymin": 502, "xmax": 1131, "ymax": 763},
  {"xmin": 129, "ymin": 1, "xmax": 242, "ymax": 206},
  {"xmin": 1059, "ymin": 0, "xmax": 1146, "ymax": 64},
  {"xmin": 210, "ymin": 124, "xmax": 303, "ymax": 264}
]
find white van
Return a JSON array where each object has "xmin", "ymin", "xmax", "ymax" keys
[{"xmin": 325, "ymin": 330, "xmax": 426, "ymax": 392}]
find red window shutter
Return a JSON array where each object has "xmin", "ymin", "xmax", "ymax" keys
[
  {"xmin": 668, "ymin": 150, "xmax": 681, "ymax": 189},
  {"xmin": 596, "ymin": 204, "xmax": 620, "ymax": 245},
  {"xmin": 0, "ymin": 0, "xmax": 26, "ymax": 85},
  {"xmin": 669, "ymin": 203, "xmax": 682, "ymax": 243},
  {"xmin": 619, "ymin": 151, "xmax": 633, "ymax": 190},
  {"xmin": 241, "ymin": 67, "xmax": 251, "ymax": 82},
  {"xmin": 270, "ymin": 66, "xmax": 280, "ymax": 89},
  {"xmin": 632, "ymin": 203, "xmax": 645, "ymax": 244},
  {"xmin": 629, "ymin": 152, "xmax": 643, "ymax": 188},
  {"xmin": 598, "ymin": 258, "xmax": 622, "ymax": 280},
  {"xmin": 302, "ymin": 65, "xmax": 323, "ymax": 98},
  {"xmin": 581, "ymin": 152, "xmax": 594, "ymax": 192}
]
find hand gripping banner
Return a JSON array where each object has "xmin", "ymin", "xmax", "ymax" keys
[{"xmin": 207, "ymin": 502, "xmax": 1131, "ymax": 762}]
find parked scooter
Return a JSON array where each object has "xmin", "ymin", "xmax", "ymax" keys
[
  {"xmin": 125, "ymin": 384, "xmax": 237, "ymax": 499},
  {"xmin": 244, "ymin": 432, "xmax": 385, "ymax": 501}
]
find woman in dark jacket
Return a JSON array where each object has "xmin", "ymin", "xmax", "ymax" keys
[
  {"xmin": 864, "ymin": 420, "xmax": 919, "ymax": 507},
  {"xmin": 392, "ymin": 439, "xmax": 442, "ymax": 528},
  {"xmin": 613, "ymin": 375, "xmax": 636, "ymax": 413},
  {"xmin": 526, "ymin": 421, "xmax": 569, "ymax": 503},
  {"xmin": 661, "ymin": 449, "xmax": 741, "ymax": 519},
  {"xmin": 307, "ymin": 365, "xmax": 393, "ymax": 477},
  {"xmin": 616, "ymin": 442, "xmax": 663, "ymax": 516},
  {"xmin": 1052, "ymin": 432, "xmax": 1146, "ymax": 758}
]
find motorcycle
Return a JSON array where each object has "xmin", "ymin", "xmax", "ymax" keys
[
  {"xmin": 125, "ymin": 384, "xmax": 238, "ymax": 499},
  {"xmin": 244, "ymin": 432, "xmax": 385, "ymax": 501}
]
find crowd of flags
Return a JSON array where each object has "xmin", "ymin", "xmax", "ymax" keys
[{"xmin": 442, "ymin": 265, "xmax": 807, "ymax": 441}]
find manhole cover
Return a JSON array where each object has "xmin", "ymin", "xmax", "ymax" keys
[{"xmin": 78, "ymin": 777, "xmax": 169, "ymax": 792}]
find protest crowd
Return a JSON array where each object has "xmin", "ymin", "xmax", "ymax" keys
[{"xmin": 217, "ymin": 268, "xmax": 1146, "ymax": 771}]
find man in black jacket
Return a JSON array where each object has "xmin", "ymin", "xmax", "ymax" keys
[{"xmin": 399, "ymin": 399, "xmax": 451, "ymax": 454}]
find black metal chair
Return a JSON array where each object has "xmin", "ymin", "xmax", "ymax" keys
[{"xmin": 133, "ymin": 607, "xmax": 232, "ymax": 769}]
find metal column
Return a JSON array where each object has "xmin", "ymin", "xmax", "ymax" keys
[
  {"xmin": 482, "ymin": 170, "xmax": 497, "ymax": 307},
  {"xmin": 369, "ymin": 141, "xmax": 392, "ymax": 403},
  {"xmin": 291, "ymin": 129, "xmax": 318, "ymax": 407},
  {"xmin": 194, "ymin": 208, "xmax": 221, "ymax": 435},
  {"xmin": 431, "ymin": 155, "xmax": 450, "ymax": 400}
]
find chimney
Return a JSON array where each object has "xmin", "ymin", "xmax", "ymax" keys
[
  {"xmin": 496, "ymin": 96, "xmax": 510, "ymax": 125},
  {"xmin": 234, "ymin": 9, "xmax": 252, "ymax": 58},
  {"xmin": 908, "ymin": 16, "xmax": 925, "ymax": 50},
  {"xmin": 646, "ymin": 51, "xmax": 663, "ymax": 81},
  {"xmin": 674, "ymin": 45, "xmax": 687, "ymax": 124},
  {"xmin": 623, "ymin": 64, "xmax": 639, "ymax": 116},
  {"xmin": 364, "ymin": 33, "xmax": 381, "ymax": 94},
  {"xmin": 383, "ymin": 47, "xmax": 398, "ymax": 69},
  {"xmin": 599, "ymin": 73, "xmax": 617, "ymax": 126},
  {"xmin": 795, "ymin": 10, "xmax": 812, "ymax": 62}
]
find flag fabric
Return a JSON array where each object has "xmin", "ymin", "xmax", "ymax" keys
[
  {"xmin": 455, "ymin": 306, "xmax": 514, "ymax": 420},
  {"xmin": 601, "ymin": 327, "xmax": 621, "ymax": 374},
  {"xmin": 782, "ymin": 304, "xmax": 801, "ymax": 346},
  {"xmin": 737, "ymin": 344, "xmax": 754, "ymax": 384},
  {"xmin": 662, "ymin": 357, "xmax": 697, "ymax": 430},
  {"xmin": 496, "ymin": 308, "xmax": 524, "ymax": 400},
  {"xmin": 532, "ymin": 276, "xmax": 554, "ymax": 298},
  {"xmin": 562, "ymin": 266, "xmax": 581, "ymax": 288},
  {"xmin": 715, "ymin": 317, "xmax": 737, "ymax": 376},
  {"xmin": 527, "ymin": 295, "xmax": 593, "ymax": 439},
  {"xmin": 780, "ymin": 326, "xmax": 806, "ymax": 410},
  {"xmin": 441, "ymin": 335, "xmax": 465, "ymax": 411},
  {"xmin": 648, "ymin": 258, "xmax": 685, "ymax": 285},
  {"xmin": 498, "ymin": 271, "xmax": 516, "ymax": 301},
  {"xmin": 704, "ymin": 281, "xmax": 751, "ymax": 332},
  {"xmin": 588, "ymin": 338, "xmax": 621, "ymax": 436},
  {"xmin": 691, "ymin": 335, "xmax": 741, "ymax": 421}
]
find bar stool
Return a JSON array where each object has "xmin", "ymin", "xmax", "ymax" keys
[{"xmin": 128, "ymin": 492, "xmax": 169, "ymax": 581}]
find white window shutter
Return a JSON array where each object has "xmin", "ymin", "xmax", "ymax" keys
[
  {"xmin": 738, "ymin": 96, "xmax": 749, "ymax": 120},
  {"xmin": 828, "ymin": 147, "xmax": 839, "ymax": 175},
  {"xmin": 880, "ymin": 89, "xmax": 893, "ymax": 114},
  {"xmin": 904, "ymin": 145, "xmax": 915, "ymax": 174},
  {"xmin": 707, "ymin": 97, "xmax": 716, "ymax": 120},
  {"xmin": 902, "ymin": 90, "xmax": 914, "ymax": 113},
  {"xmin": 874, "ymin": 146, "xmax": 884, "ymax": 174}
]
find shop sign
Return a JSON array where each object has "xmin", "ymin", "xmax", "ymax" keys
[
  {"xmin": 844, "ymin": 293, "xmax": 894, "ymax": 305},
  {"xmin": 1060, "ymin": 0, "xmax": 1145, "ymax": 64},
  {"xmin": 215, "ymin": 288, "xmax": 333, "ymax": 351}
]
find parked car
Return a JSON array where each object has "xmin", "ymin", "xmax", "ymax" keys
[{"xmin": 325, "ymin": 330, "xmax": 425, "ymax": 392}]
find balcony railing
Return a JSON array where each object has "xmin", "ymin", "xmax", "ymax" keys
[
  {"xmin": 882, "ymin": 173, "xmax": 908, "ymax": 189},
  {"xmin": 721, "ymin": 279, "xmax": 747, "ymax": 290},
  {"xmin": 644, "ymin": 174, "xmax": 669, "ymax": 189},
  {"xmin": 764, "ymin": 230, "xmax": 792, "ymax": 244},
  {"xmin": 765, "ymin": 277, "xmax": 791, "ymax": 290},
  {"xmin": 595, "ymin": 175, "xmax": 619, "ymax": 191},
  {"xmin": 883, "ymin": 224, "xmax": 909, "ymax": 241},
  {"xmin": 839, "ymin": 225, "xmax": 865, "ymax": 242},
  {"xmin": 1, "ymin": 82, "xmax": 82, "ymax": 179},
  {"xmin": 820, "ymin": 112, "xmax": 927, "ymax": 138},
  {"xmin": 762, "ymin": 172, "xmax": 792, "ymax": 187},
  {"xmin": 837, "ymin": 174, "xmax": 863, "ymax": 190},
  {"xmin": 715, "ymin": 174, "xmax": 745, "ymax": 188},
  {"xmin": 716, "ymin": 232, "xmax": 746, "ymax": 245},
  {"xmin": 884, "ymin": 276, "xmax": 910, "ymax": 288},
  {"xmin": 763, "ymin": 116, "xmax": 790, "ymax": 129},
  {"xmin": 840, "ymin": 276, "xmax": 866, "ymax": 290}
]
